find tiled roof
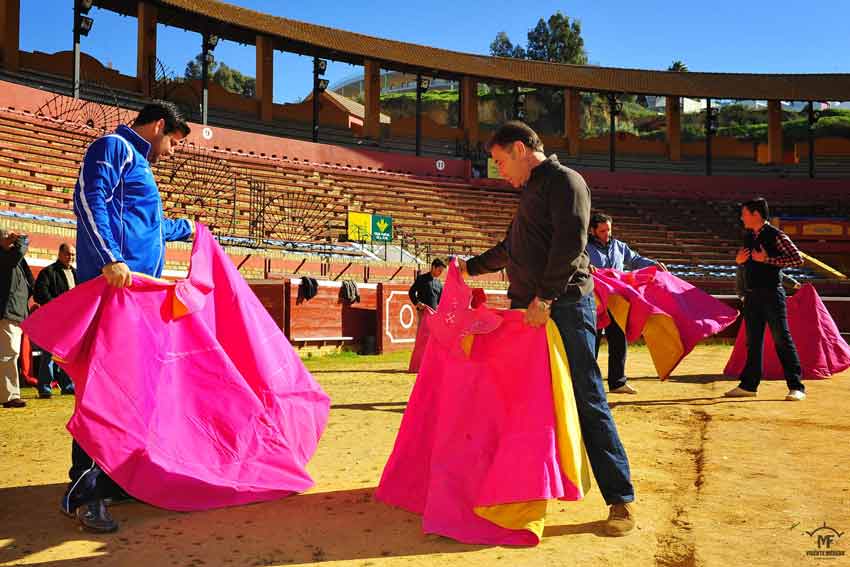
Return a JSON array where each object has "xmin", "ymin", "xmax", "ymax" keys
[
  {"xmin": 322, "ymin": 91, "xmax": 391, "ymax": 124},
  {"xmin": 100, "ymin": 0, "xmax": 850, "ymax": 101}
]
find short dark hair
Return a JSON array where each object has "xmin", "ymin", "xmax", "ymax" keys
[
  {"xmin": 134, "ymin": 100, "xmax": 191, "ymax": 137},
  {"xmin": 485, "ymin": 121, "xmax": 544, "ymax": 153},
  {"xmin": 590, "ymin": 212, "xmax": 612, "ymax": 229},
  {"xmin": 58, "ymin": 243, "xmax": 72, "ymax": 253},
  {"xmin": 431, "ymin": 258, "xmax": 447, "ymax": 269},
  {"xmin": 741, "ymin": 198, "xmax": 769, "ymax": 220}
]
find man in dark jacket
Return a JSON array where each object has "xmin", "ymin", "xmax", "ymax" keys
[
  {"xmin": 726, "ymin": 198, "xmax": 806, "ymax": 401},
  {"xmin": 0, "ymin": 229, "xmax": 34, "ymax": 408},
  {"xmin": 408, "ymin": 258, "xmax": 446, "ymax": 314},
  {"xmin": 458, "ymin": 121, "xmax": 636, "ymax": 537},
  {"xmin": 33, "ymin": 243, "xmax": 77, "ymax": 397}
]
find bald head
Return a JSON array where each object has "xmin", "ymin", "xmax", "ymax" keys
[{"xmin": 58, "ymin": 243, "xmax": 75, "ymax": 267}]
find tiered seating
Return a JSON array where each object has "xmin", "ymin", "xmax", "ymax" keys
[
  {"xmin": 0, "ymin": 112, "xmax": 89, "ymax": 220},
  {"xmin": 0, "ymin": 108, "xmax": 842, "ymax": 292},
  {"xmin": 557, "ymin": 150, "xmax": 850, "ymax": 178}
]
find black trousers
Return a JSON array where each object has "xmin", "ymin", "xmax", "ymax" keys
[
  {"xmin": 62, "ymin": 440, "xmax": 124, "ymax": 512},
  {"xmin": 595, "ymin": 311, "xmax": 628, "ymax": 390},
  {"xmin": 739, "ymin": 286, "xmax": 804, "ymax": 393}
]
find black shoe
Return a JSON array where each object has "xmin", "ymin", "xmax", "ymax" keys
[
  {"xmin": 76, "ymin": 500, "xmax": 118, "ymax": 533},
  {"xmin": 38, "ymin": 390, "xmax": 53, "ymax": 399},
  {"xmin": 2, "ymin": 399, "xmax": 26, "ymax": 408}
]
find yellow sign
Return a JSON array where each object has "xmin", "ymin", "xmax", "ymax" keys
[
  {"xmin": 347, "ymin": 211, "xmax": 372, "ymax": 242},
  {"xmin": 487, "ymin": 158, "xmax": 502, "ymax": 179}
]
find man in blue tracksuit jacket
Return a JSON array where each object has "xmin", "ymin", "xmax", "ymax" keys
[
  {"xmin": 63, "ymin": 101, "xmax": 194, "ymax": 533},
  {"xmin": 586, "ymin": 212, "xmax": 665, "ymax": 395}
]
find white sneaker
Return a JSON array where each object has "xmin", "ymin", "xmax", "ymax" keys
[
  {"xmin": 610, "ymin": 384, "xmax": 638, "ymax": 395},
  {"xmin": 785, "ymin": 390, "xmax": 806, "ymax": 401},
  {"xmin": 724, "ymin": 386, "xmax": 757, "ymax": 398}
]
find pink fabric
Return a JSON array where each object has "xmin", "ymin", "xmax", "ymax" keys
[
  {"xmin": 377, "ymin": 264, "xmax": 582, "ymax": 546},
  {"xmin": 409, "ymin": 288, "xmax": 490, "ymax": 373},
  {"xmin": 22, "ymin": 225, "xmax": 330, "ymax": 511},
  {"xmin": 593, "ymin": 267, "xmax": 739, "ymax": 376},
  {"xmin": 407, "ymin": 306, "xmax": 435, "ymax": 373},
  {"xmin": 724, "ymin": 284, "xmax": 850, "ymax": 379}
]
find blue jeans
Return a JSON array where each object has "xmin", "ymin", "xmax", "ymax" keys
[
  {"xmin": 37, "ymin": 349, "xmax": 74, "ymax": 395},
  {"xmin": 523, "ymin": 292, "xmax": 635, "ymax": 505},
  {"xmin": 740, "ymin": 287, "xmax": 804, "ymax": 393}
]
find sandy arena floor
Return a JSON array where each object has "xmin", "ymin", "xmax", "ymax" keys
[{"xmin": 1, "ymin": 344, "xmax": 848, "ymax": 567}]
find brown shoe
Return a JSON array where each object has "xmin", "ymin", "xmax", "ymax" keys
[
  {"xmin": 2, "ymin": 399, "xmax": 26, "ymax": 408},
  {"xmin": 605, "ymin": 502, "xmax": 636, "ymax": 536}
]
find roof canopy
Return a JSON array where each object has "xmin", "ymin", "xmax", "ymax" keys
[{"xmin": 97, "ymin": 0, "xmax": 850, "ymax": 101}]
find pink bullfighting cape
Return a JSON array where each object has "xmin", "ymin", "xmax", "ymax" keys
[
  {"xmin": 724, "ymin": 283, "xmax": 850, "ymax": 380},
  {"xmin": 376, "ymin": 262, "xmax": 591, "ymax": 546},
  {"xmin": 22, "ymin": 224, "xmax": 330, "ymax": 511},
  {"xmin": 593, "ymin": 267, "xmax": 738, "ymax": 378},
  {"xmin": 407, "ymin": 306, "xmax": 435, "ymax": 373}
]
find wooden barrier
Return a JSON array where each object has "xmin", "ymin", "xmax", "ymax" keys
[{"xmin": 376, "ymin": 283, "xmax": 418, "ymax": 353}]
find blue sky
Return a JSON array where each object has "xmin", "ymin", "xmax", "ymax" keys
[{"xmin": 20, "ymin": 0, "xmax": 850, "ymax": 103}]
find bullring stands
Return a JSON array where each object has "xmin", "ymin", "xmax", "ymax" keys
[{"xmin": 0, "ymin": 103, "xmax": 845, "ymax": 295}]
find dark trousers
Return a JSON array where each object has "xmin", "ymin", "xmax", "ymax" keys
[
  {"xmin": 594, "ymin": 312, "xmax": 628, "ymax": 390},
  {"xmin": 739, "ymin": 286, "xmax": 804, "ymax": 393},
  {"xmin": 516, "ymin": 293, "xmax": 634, "ymax": 505},
  {"xmin": 63, "ymin": 440, "xmax": 123, "ymax": 513},
  {"xmin": 37, "ymin": 349, "xmax": 73, "ymax": 394}
]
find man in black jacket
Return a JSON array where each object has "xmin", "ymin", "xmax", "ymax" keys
[
  {"xmin": 408, "ymin": 258, "xmax": 446, "ymax": 314},
  {"xmin": 726, "ymin": 198, "xmax": 805, "ymax": 401},
  {"xmin": 0, "ymin": 229, "xmax": 34, "ymax": 408},
  {"xmin": 458, "ymin": 121, "xmax": 636, "ymax": 537},
  {"xmin": 33, "ymin": 243, "xmax": 77, "ymax": 398}
]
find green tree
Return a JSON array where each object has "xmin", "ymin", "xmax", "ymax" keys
[
  {"xmin": 185, "ymin": 54, "xmax": 256, "ymax": 98},
  {"xmin": 489, "ymin": 31, "xmax": 525, "ymax": 59},
  {"xmin": 668, "ymin": 60, "xmax": 688, "ymax": 72},
  {"xmin": 525, "ymin": 12, "xmax": 587, "ymax": 64},
  {"xmin": 488, "ymin": 12, "xmax": 588, "ymax": 134},
  {"xmin": 490, "ymin": 12, "xmax": 587, "ymax": 65}
]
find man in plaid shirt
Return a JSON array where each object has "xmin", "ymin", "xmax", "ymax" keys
[{"xmin": 726, "ymin": 198, "xmax": 806, "ymax": 401}]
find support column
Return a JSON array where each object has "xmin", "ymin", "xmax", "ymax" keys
[
  {"xmin": 807, "ymin": 101, "xmax": 818, "ymax": 179},
  {"xmin": 767, "ymin": 99, "xmax": 783, "ymax": 165},
  {"xmin": 0, "ymin": 0, "xmax": 20, "ymax": 71},
  {"xmin": 607, "ymin": 93, "xmax": 620, "ymax": 172},
  {"xmin": 136, "ymin": 1, "xmax": 157, "ymax": 96},
  {"xmin": 563, "ymin": 88, "xmax": 581, "ymax": 156},
  {"xmin": 255, "ymin": 34, "xmax": 273, "ymax": 122},
  {"xmin": 415, "ymin": 74, "xmax": 423, "ymax": 156},
  {"xmin": 665, "ymin": 95, "xmax": 681, "ymax": 161},
  {"xmin": 705, "ymin": 98, "xmax": 715, "ymax": 176},
  {"xmin": 460, "ymin": 76, "xmax": 479, "ymax": 148},
  {"xmin": 363, "ymin": 59, "xmax": 381, "ymax": 140}
]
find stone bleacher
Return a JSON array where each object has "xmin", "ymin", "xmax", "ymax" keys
[{"xmin": 0, "ymin": 107, "xmax": 845, "ymax": 292}]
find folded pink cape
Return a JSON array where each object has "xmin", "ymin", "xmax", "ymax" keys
[
  {"xmin": 593, "ymin": 267, "xmax": 739, "ymax": 378},
  {"xmin": 407, "ymin": 305, "xmax": 435, "ymax": 373},
  {"xmin": 724, "ymin": 283, "xmax": 850, "ymax": 379},
  {"xmin": 377, "ymin": 263, "xmax": 591, "ymax": 546},
  {"xmin": 22, "ymin": 225, "xmax": 330, "ymax": 511}
]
